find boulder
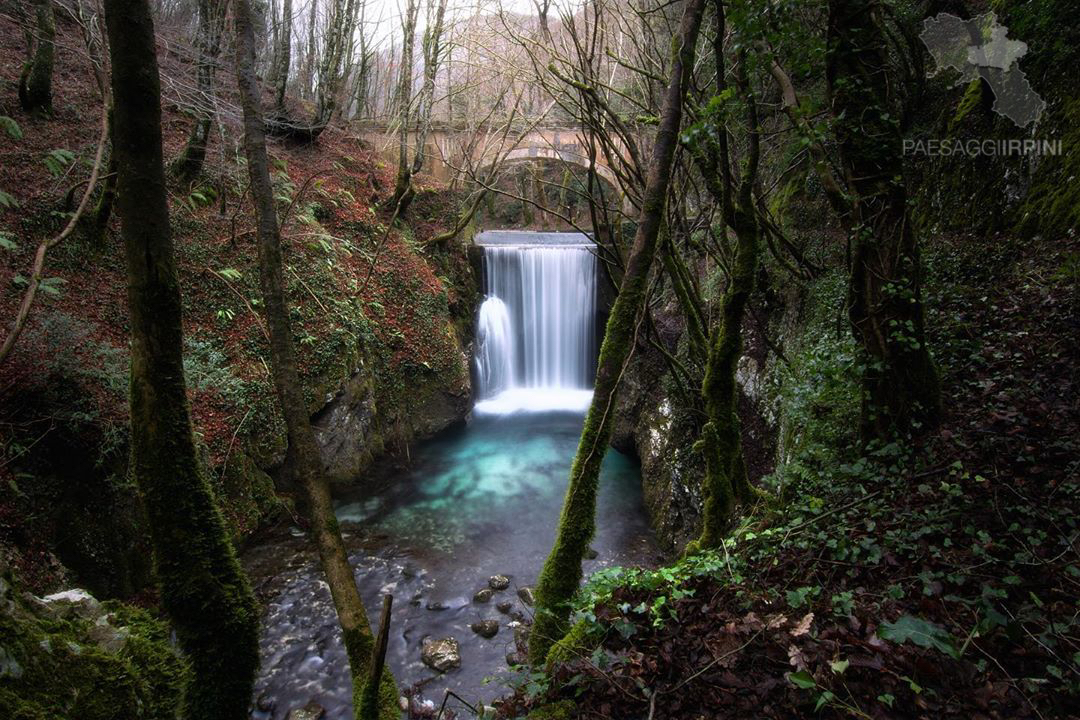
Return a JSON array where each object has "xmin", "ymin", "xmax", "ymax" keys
[
  {"xmin": 421, "ymin": 636, "xmax": 461, "ymax": 672},
  {"xmin": 473, "ymin": 588, "xmax": 494, "ymax": 603},
  {"xmin": 506, "ymin": 651, "xmax": 527, "ymax": 667},
  {"xmin": 287, "ymin": 701, "xmax": 326, "ymax": 720},
  {"xmin": 470, "ymin": 619, "xmax": 499, "ymax": 638},
  {"xmin": 488, "ymin": 574, "xmax": 511, "ymax": 590},
  {"xmin": 495, "ymin": 600, "xmax": 513, "ymax": 614},
  {"xmin": 517, "ymin": 586, "xmax": 535, "ymax": 606}
]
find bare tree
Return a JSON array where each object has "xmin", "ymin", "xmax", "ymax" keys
[{"xmin": 232, "ymin": 0, "xmax": 400, "ymax": 716}]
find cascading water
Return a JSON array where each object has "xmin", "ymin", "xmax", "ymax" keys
[
  {"xmin": 474, "ymin": 296, "xmax": 514, "ymax": 398},
  {"xmin": 473, "ymin": 231, "xmax": 598, "ymax": 414},
  {"xmin": 250, "ymin": 230, "xmax": 653, "ymax": 717}
]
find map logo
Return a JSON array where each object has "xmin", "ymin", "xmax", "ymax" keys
[{"xmin": 920, "ymin": 12, "xmax": 1046, "ymax": 128}]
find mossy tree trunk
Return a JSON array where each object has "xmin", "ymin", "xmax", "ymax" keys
[
  {"xmin": 827, "ymin": 0, "xmax": 940, "ymax": 442},
  {"xmin": 172, "ymin": 0, "xmax": 226, "ymax": 184},
  {"xmin": 231, "ymin": 1, "xmax": 398, "ymax": 716},
  {"xmin": 102, "ymin": 1, "xmax": 259, "ymax": 718},
  {"xmin": 683, "ymin": 3, "xmax": 762, "ymax": 551},
  {"xmin": 19, "ymin": 0, "xmax": 55, "ymax": 115},
  {"xmin": 527, "ymin": 0, "xmax": 709, "ymax": 666}
]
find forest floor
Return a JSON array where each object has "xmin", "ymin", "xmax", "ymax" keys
[{"xmin": 500, "ymin": 232, "xmax": 1080, "ymax": 720}]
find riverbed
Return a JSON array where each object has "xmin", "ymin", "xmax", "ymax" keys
[{"xmin": 246, "ymin": 409, "xmax": 658, "ymax": 719}]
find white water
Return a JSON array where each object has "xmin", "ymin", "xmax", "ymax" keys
[
  {"xmin": 473, "ymin": 232, "xmax": 597, "ymax": 414},
  {"xmin": 474, "ymin": 296, "xmax": 515, "ymax": 398}
]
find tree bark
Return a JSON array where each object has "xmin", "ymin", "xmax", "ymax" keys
[
  {"xmin": 231, "ymin": 1, "xmax": 398, "ymax": 716},
  {"xmin": 102, "ymin": 2, "xmax": 259, "ymax": 718},
  {"xmin": 273, "ymin": 0, "xmax": 292, "ymax": 113},
  {"xmin": 826, "ymin": 0, "xmax": 940, "ymax": 442},
  {"xmin": 173, "ymin": 0, "xmax": 226, "ymax": 184},
  {"xmin": 19, "ymin": 0, "xmax": 55, "ymax": 115},
  {"xmin": 527, "ymin": 0, "xmax": 709, "ymax": 666},
  {"xmin": 683, "ymin": 6, "xmax": 762, "ymax": 551},
  {"xmin": 386, "ymin": 0, "xmax": 420, "ymax": 213}
]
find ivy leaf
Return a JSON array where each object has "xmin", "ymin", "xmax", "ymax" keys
[
  {"xmin": 38, "ymin": 277, "xmax": 67, "ymax": 296},
  {"xmin": 829, "ymin": 658, "xmax": 850, "ymax": 675},
  {"xmin": 788, "ymin": 670, "xmax": 817, "ymax": 689},
  {"xmin": 0, "ymin": 116, "xmax": 21, "ymax": 139},
  {"xmin": 0, "ymin": 233, "xmax": 16, "ymax": 251},
  {"xmin": 878, "ymin": 615, "xmax": 961, "ymax": 658}
]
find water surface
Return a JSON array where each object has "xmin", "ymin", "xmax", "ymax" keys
[{"xmin": 248, "ymin": 411, "xmax": 656, "ymax": 719}]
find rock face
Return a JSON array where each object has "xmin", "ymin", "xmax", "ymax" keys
[
  {"xmin": 421, "ymin": 636, "xmax": 461, "ymax": 672},
  {"xmin": 313, "ymin": 369, "xmax": 379, "ymax": 484},
  {"xmin": 312, "ymin": 346, "xmax": 473, "ymax": 488},
  {"xmin": 470, "ymin": 619, "xmax": 500, "ymax": 638},
  {"xmin": 488, "ymin": 574, "xmax": 511, "ymax": 590}
]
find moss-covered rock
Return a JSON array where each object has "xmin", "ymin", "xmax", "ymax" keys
[{"xmin": 0, "ymin": 573, "xmax": 187, "ymax": 720}]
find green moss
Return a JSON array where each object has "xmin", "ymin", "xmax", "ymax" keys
[
  {"xmin": 948, "ymin": 79, "xmax": 983, "ymax": 134},
  {"xmin": 544, "ymin": 619, "xmax": 592, "ymax": 666},
  {"xmin": 526, "ymin": 700, "xmax": 577, "ymax": 720},
  {"xmin": 0, "ymin": 577, "xmax": 187, "ymax": 720},
  {"xmin": 1016, "ymin": 98, "xmax": 1080, "ymax": 237}
]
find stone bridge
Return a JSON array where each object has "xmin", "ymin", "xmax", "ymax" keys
[{"xmin": 354, "ymin": 123, "xmax": 628, "ymax": 198}]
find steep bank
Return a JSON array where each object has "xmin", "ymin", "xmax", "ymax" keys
[{"xmin": 0, "ymin": 11, "xmax": 477, "ymax": 604}]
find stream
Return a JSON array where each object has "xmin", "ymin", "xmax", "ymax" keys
[{"xmin": 246, "ymin": 232, "xmax": 658, "ymax": 718}]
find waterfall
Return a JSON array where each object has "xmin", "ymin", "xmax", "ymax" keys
[
  {"xmin": 474, "ymin": 232, "xmax": 597, "ymax": 413},
  {"xmin": 475, "ymin": 297, "xmax": 514, "ymax": 398}
]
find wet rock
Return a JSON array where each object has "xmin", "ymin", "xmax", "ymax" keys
[
  {"xmin": 256, "ymin": 693, "xmax": 276, "ymax": 713},
  {"xmin": 488, "ymin": 574, "xmax": 511, "ymax": 590},
  {"xmin": 517, "ymin": 586, "xmax": 535, "ymax": 606},
  {"xmin": 470, "ymin": 619, "xmax": 499, "ymax": 638},
  {"xmin": 398, "ymin": 696, "xmax": 410, "ymax": 712},
  {"xmin": 506, "ymin": 651, "xmax": 527, "ymax": 666},
  {"xmin": 287, "ymin": 701, "xmax": 326, "ymax": 720},
  {"xmin": 421, "ymin": 636, "xmax": 461, "ymax": 672},
  {"xmin": 473, "ymin": 588, "xmax": 494, "ymax": 603},
  {"xmin": 508, "ymin": 609, "xmax": 525, "ymax": 622},
  {"xmin": 584, "ymin": 546, "xmax": 599, "ymax": 559},
  {"xmin": 495, "ymin": 600, "xmax": 513, "ymax": 614},
  {"xmin": 508, "ymin": 620, "xmax": 531, "ymax": 647},
  {"xmin": 426, "ymin": 601, "xmax": 450, "ymax": 611}
]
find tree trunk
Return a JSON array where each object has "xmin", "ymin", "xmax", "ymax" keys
[
  {"xmin": 386, "ymin": 0, "xmax": 419, "ymax": 213},
  {"xmin": 231, "ymin": 1, "xmax": 398, "ymax": 716},
  {"xmin": 313, "ymin": 0, "xmax": 360, "ymax": 129},
  {"xmin": 102, "ymin": 2, "xmax": 259, "ymax": 718},
  {"xmin": 683, "ymin": 9, "xmax": 762, "ymax": 550},
  {"xmin": 273, "ymin": 0, "xmax": 292, "ymax": 113},
  {"xmin": 527, "ymin": 0, "xmax": 708, "ymax": 666},
  {"xmin": 173, "ymin": 0, "xmax": 226, "ymax": 184},
  {"xmin": 19, "ymin": 0, "xmax": 55, "ymax": 115},
  {"xmin": 89, "ymin": 116, "xmax": 118, "ymax": 244},
  {"xmin": 826, "ymin": 0, "xmax": 940, "ymax": 442}
]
